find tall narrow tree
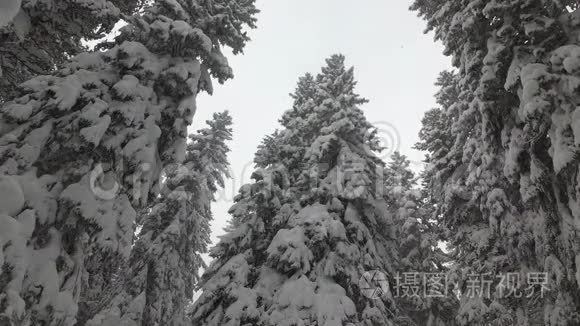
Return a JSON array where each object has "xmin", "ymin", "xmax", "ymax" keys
[
  {"xmin": 412, "ymin": 1, "xmax": 580, "ymax": 324},
  {"xmin": 191, "ymin": 55, "xmax": 400, "ymax": 326},
  {"xmin": 0, "ymin": 1, "xmax": 257, "ymax": 324},
  {"xmin": 87, "ymin": 111, "xmax": 232, "ymax": 326},
  {"xmin": 383, "ymin": 152, "xmax": 457, "ymax": 326}
]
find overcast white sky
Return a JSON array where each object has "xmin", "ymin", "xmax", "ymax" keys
[{"xmin": 191, "ymin": 0, "xmax": 451, "ymax": 248}]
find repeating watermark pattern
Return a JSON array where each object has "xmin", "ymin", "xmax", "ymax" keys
[
  {"xmin": 85, "ymin": 121, "xmax": 434, "ymax": 204},
  {"xmin": 89, "ymin": 157, "xmax": 390, "ymax": 202},
  {"xmin": 359, "ymin": 271, "xmax": 550, "ymax": 300}
]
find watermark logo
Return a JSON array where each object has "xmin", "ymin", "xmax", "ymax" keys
[
  {"xmin": 364, "ymin": 121, "xmax": 401, "ymax": 161},
  {"xmin": 89, "ymin": 163, "xmax": 120, "ymax": 200},
  {"xmin": 359, "ymin": 271, "xmax": 550, "ymax": 300},
  {"xmin": 359, "ymin": 270, "xmax": 391, "ymax": 300},
  {"xmin": 84, "ymin": 120, "xmax": 421, "ymax": 203}
]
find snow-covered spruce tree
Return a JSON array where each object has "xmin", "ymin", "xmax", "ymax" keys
[
  {"xmin": 0, "ymin": 0, "xmax": 257, "ymax": 324},
  {"xmin": 381, "ymin": 152, "xmax": 456, "ymax": 326},
  {"xmin": 414, "ymin": 71, "xmax": 460, "ymax": 267},
  {"xmin": 191, "ymin": 55, "xmax": 400, "ymax": 326},
  {"xmin": 383, "ymin": 152, "xmax": 415, "ymax": 208},
  {"xmin": 86, "ymin": 111, "xmax": 232, "ymax": 326},
  {"xmin": 414, "ymin": 71, "xmax": 458, "ymax": 192},
  {"xmin": 413, "ymin": 70, "xmax": 460, "ymax": 275},
  {"xmin": 0, "ymin": 0, "xmax": 142, "ymax": 103},
  {"xmin": 412, "ymin": 1, "xmax": 580, "ymax": 324},
  {"xmin": 254, "ymin": 73, "xmax": 317, "ymax": 177}
]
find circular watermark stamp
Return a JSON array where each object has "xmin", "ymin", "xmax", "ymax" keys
[
  {"xmin": 89, "ymin": 163, "xmax": 120, "ymax": 200},
  {"xmin": 359, "ymin": 270, "xmax": 391, "ymax": 300},
  {"xmin": 374, "ymin": 121, "xmax": 401, "ymax": 160},
  {"xmin": 364, "ymin": 121, "xmax": 401, "ymax": 161}
]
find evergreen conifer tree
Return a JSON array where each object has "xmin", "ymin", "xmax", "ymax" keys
[
  {"xmin": 412, "ymin": 2, "xmax": 580, "ymax": 324},
  {"xmin": 0, "ymin": 1, "xmax": 257, "ymax": 324},
  {"xmin": 87, "ymin": 112, "xmax": 232, "ymax": 326},
  {"xmin": 0, "ymin": 0, "xmax": 142, "ymax": 102},
  {"xmin": 383, "ymin": 152, "xmax": 456, "ymax": 326},
  {"xmin": 191, "ymin": 55, "xmax": 400, "ymax": 326}
]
